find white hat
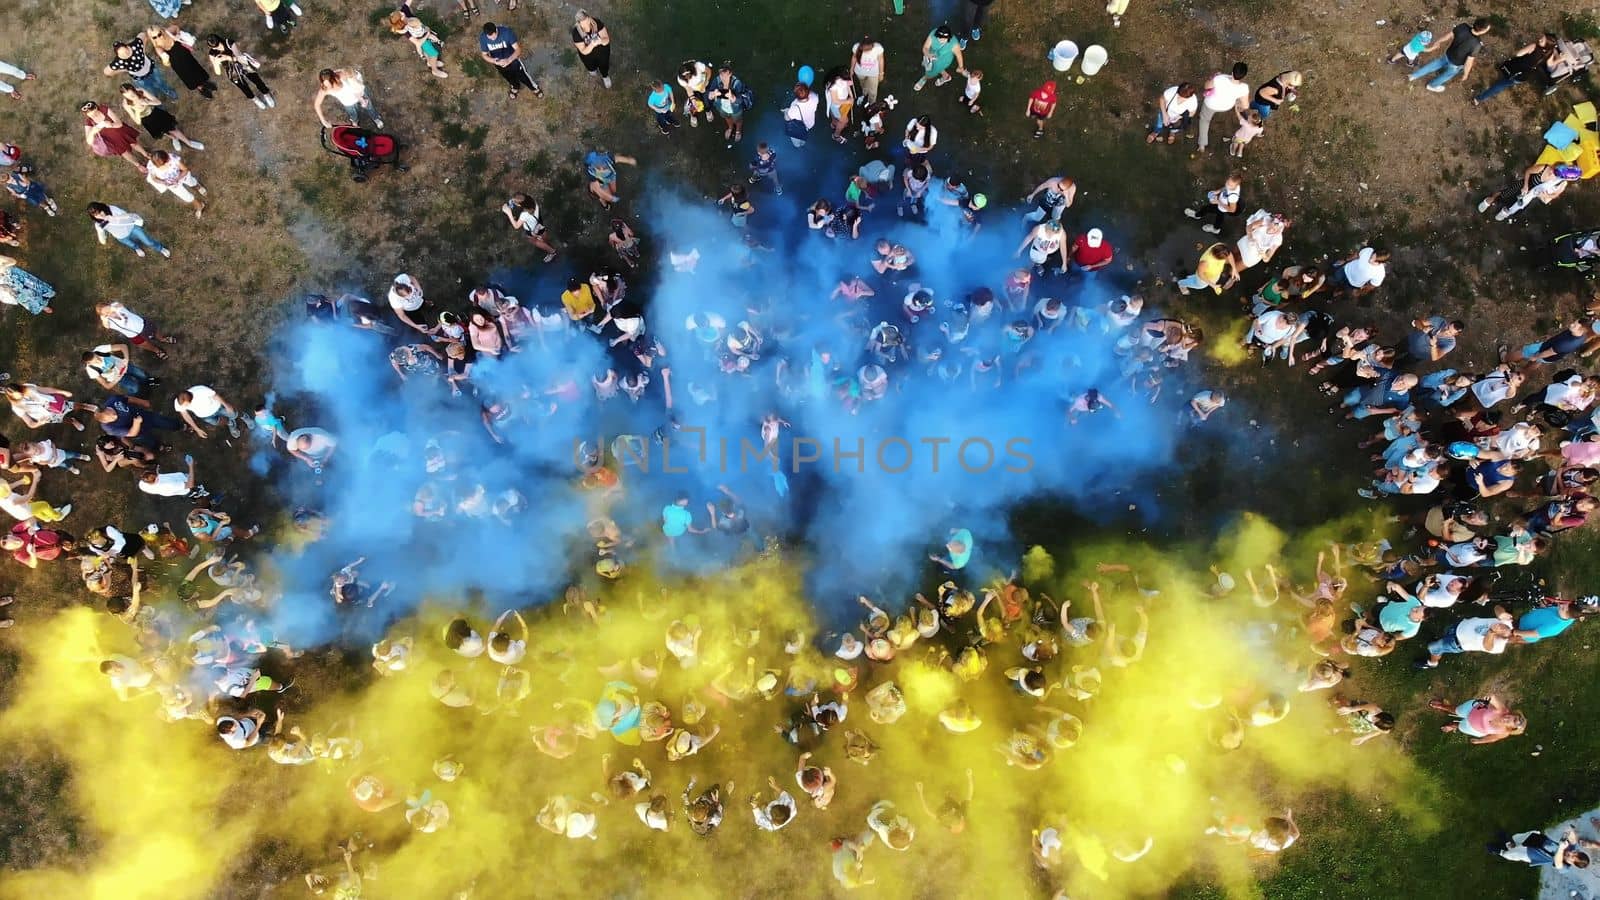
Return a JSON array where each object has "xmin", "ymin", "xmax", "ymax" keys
[{"xmin": 1086, "ymin": 228, "xmax": 1104, "ymax": 248}]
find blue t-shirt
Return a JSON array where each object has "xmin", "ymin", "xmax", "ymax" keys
[
  {"xmin": 1407, "ymin": 317, "xmax": 1456, "ymax": 359},
  {"xmin": 1517, "ymin": 606, "xmax": 1575, "ymax": 642},
  {"xmin": 647, "ymin": 86, "xmax": 673, "ymax": 113},
  {"xmin": 479, "ymin": 27, "xmax": 517, "ymax": 60},
  {"xmin": 661, "ymin": 503, "xmax": 693, "ymax": 537},
  {"xmin": 947, "ymin": 528, "xmax": 974, "ymax": 569},
  {"xmin": 1378, "ymin": 596, "xmax": 1423, "ymax": 638}
]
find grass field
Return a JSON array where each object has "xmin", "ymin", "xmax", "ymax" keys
[{"xmin": 2, "ymin": 0, "xmax": 1599, "ymax": 896}]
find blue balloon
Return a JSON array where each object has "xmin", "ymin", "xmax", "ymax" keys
[{"xmin": 797, "ymin": 65, "xmax": 814, "ymax": 86}]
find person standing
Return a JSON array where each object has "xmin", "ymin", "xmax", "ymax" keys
[
  {"xmin": 824, "ymin": 70, "xmax": 855, "ymax": 144},
  {"xmin": 1026, "ymin": 80, "xmax": 1058, "ymax": 138},
  {"xmin": 0, "ymin": 61, "xmax": 34, "ymax": 100},
  {"xmin": 81, "ymin": 102, "xmax": 150, "ymax": 172},
  {"xmin": 255, "ymin": 0, "xmax": 303, "ymax": 33},
  {"xmin": 676, "ymin": 60, "xmax": 713, "ymax": 126},
  {"xmin": 783, "ymin": 84, "xmax": 818, "ymax": 148},
  {"xmin": 104, "ymin": 38, "xmax": 177, "ymax": 102},
  {"xmin": 1023, "ymin": 174, "xmax": 1075, "ymax": 224},
  {"xmin": 1148, "ymin": 82, "xmax": 1197, "ymax": 143},
  {"xmin": 206, "ymin": 35, "xmax": 274, "ymax": 110},
  {"xmin": 851, "ymin": 36, "xmax": 886, "ymax": 104},
  {"xmin": 963, "ymin": 0, "xmax": 997, "ymax": 41},
  {"xmin": 1408, "ymin": 18, "xmax": 1490, "ymax": 92},
  {"xmin": 96, "ymin": 300, "xmax": 176, "ymax": 358},
  {"xmin": 146, "ymin": 24, "xmax": 217, "ymax": 100},
  {"xmin": 144, "ymin": 150, "xmax": 207, "ymax": 218},
  {"xmin": 572, "ymin": 10, "xmax": 612, "ymax": 88},
  {"xmin": 748, "ymin": 142, "xmax": 782, "ymax": 195},
  {"xmin": 119, "ymin": 84, "xmax": 205, "ymax": 153},
  {"xmin": 646, "ymin": 80, "xmax": 680, "ymax": 135},
  {"xmin": 1328, "ymin": 245, "xmax": 1390, "ymax": 299},
  {"xmin": 1184, "ymin": 173, "xmax": 1242, "ymax": 235},
  {"xmin": 174, "ymin": 385, "xmax": 242, "ymax": 439},
  {"xmin": 1177, "ymin": 243, "xmax": 1241, "ymax": 295},
  {"xmin": 707, "ymin": 64, "xmax": 751, "ymax": 147},
  {"xmin": 1250, "ymin": 70, "xmax": 1301, "ymax": 119},
  {"xmin": 387, "ymin": 273, "xmax": 432, "ymax": 333},
  {"xmin": 479, "ymin": 23, "xmax": 542, "ymax": 100},
  {"xmin": 314, "ymin": 68, "xmax": 382, "ymax": 129},
  {"xmin": 913, "ymin": 25, "xmax": 966, "ymax": 92},
  {"xmin": 1197, "ymin": 62, "xmax": 1249, "ymax": 152},
  {"xmin": 501, "ymin": 193, "xmax": 558, "ymax": 262},
  {"xmin": 88, "ymin": 202, "xmax": 170, "ymax": 259}
]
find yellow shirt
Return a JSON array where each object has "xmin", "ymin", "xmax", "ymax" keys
[
  {"xmin": 561, "ymin": 285, "xmax": 595, "ymax": 319},
  {"xmin": 1196, "ymin": 244, "xmax": 1230, "ymax": 287}
]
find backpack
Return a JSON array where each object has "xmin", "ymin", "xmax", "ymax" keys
[
  {"xmin": 584, "ymin": 151, "xmax": 613, "ymax": 180},
  {"xmin": 736, "ymin": 80, "xmax": 755, "ymax": 111}
]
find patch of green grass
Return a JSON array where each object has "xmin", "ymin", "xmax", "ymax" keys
[
  {"xmin": 461, "ymin": 57, "xmax": 493, "ymax": 80},
  {"xmin": 1563, "ymin": 12, "xmax": 1600, "ymax": 42},
  {"xmin": 522, "ymin": 150, "xmax": 553, "ymax": 179},
  {"xmin": 439, "ymin": 121, "xmax": 489, "ymax": 150}
]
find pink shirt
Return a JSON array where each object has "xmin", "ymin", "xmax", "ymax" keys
[{"xmin": 1562, "ymin": 441, "xmax": 1600, "ymax": 466}]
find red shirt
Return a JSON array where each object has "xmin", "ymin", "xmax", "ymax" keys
[{"xmin": 1071, "ymin": 237, "xmax": 1114, "ymax": 269}]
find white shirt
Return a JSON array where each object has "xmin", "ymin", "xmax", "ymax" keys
[
  {"xmin": 1454, "ymin": 618, "xmax": 1508, "ymax": 653},
  {"xmin": 106, "ymin": 655, "xmax": 153, "ymax": 692},
  {"xmin": 1160, "ymin": 85, "xmax": 1199, "ymax": 122},
  {"xmin": 93, "ymin": 206, "xmax": 143, "ymax": 241},
  {"xmin": 1212, "ymin": 184, "xmax": 1242, "ymax": 211},
  {"xmin": 219, "ymin": 716, "xmax": 259, "ymax": 750},
  {"xmin": 785, "ymin": 93, "xmax": 818, "ymax": 129},
  {"xmin": 1203, "ymin": 73, "xmax": 1249, "ymax": 112},
  {"xmin": 99, "ymin": 302, "xmax": 145, "ymax": 338},
  {"xmin": 753, "ymin": 792, "xmax": 797, "ymax": 831},
  {"xmin": 903, "ymin": 122, "xmax": 938, "ymax": 153},
  {"xmin": 328, "ymin": 71, "xmax": 366, "ymax": 106},
  {"xmin": 504, "ymin": 203, "xmax": 541, "ymax": 234},
  {"xmin": 176, "ymin": 385, "xmax": 223, "ymax": 418},
  {"xmin": 1470, "ymin": 370, "xmax": 1516, "ymax": 408},
  {"xmin": 1236, "ymin": 211, "xmax": 1282, "ymax": 268},
  {"xmin": 388, "ymin": 274, "xmax": 423, "ymax": 312},
  {"xmin": 488, "ymin": 635, "xmax": 525, "ymax": 665},
  {"xmin": 1420, "ymin": 574, "xmax": 1466, "ymax": 608},
  {"xmin": 1342, "ymin": 248, "xmax": 1387, "ymax": 289},
  {"xmin": 140, "ymin": 471, "xmax": 190, "ymax": 497},
  {"xmin": 21, "ymin": 440, "xmax": 65, "ymax": 467},
  {"xmin": 852, "ymin": 43, "xmax": 884, "ymax": 77}
]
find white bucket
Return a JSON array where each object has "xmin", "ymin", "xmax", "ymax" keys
[
  {"xmin": 1050, "ymin": 40, "xmax": 1079, "ymax": 72},
  {"xmin": 1081, "ymin": 44, "xmax": 1108, "ymax": 76}
]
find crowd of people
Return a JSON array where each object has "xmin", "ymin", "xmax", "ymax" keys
[{"xmin": 0, "ymin": 1, "xmax": 1595, "ymax": 894}]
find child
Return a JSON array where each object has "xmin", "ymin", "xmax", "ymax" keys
[
  {"xmin": 1229, "ymin": 109, "xmax": 1263, "ymax": 158},
  {"xmin": 647, "ymin": 81, "xmax": 679, "ymax": 135},
  {"xmin": 1387, "ymin": 28, "xmax": 1432, "ymax": 66},
  {"xmin": 960, "ymin": 69, "xmax": 983, "ymax": 115},
  {"xmin": 962, "ymin": 193, "xmax": 986, "ymax": 234},
  {"xmin": 5, "ymin": 165, "xmax": 56, "ymax": 216},
  {"xmin": 717, "ymin": 184, "xmax": 755, "ymax": 227},
  {"xmin": 748, "ymin": 142, "xmax": 781, "ymax": 195},
  {"xmin": 1026, "ymin": 81, "xmax": 1057, "ymax": 138},
  {"xmin": 860, "ymin": 101, "xmax": 887, "ymax": 150},
  {"xmin": 255, "ymin": 0, "xmax": 303, "ymax": 32}
]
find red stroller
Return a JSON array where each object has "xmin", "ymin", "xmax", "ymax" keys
[{"xmin": 320, "ymin": 126, "xmax": 407, "ymax": 182}]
